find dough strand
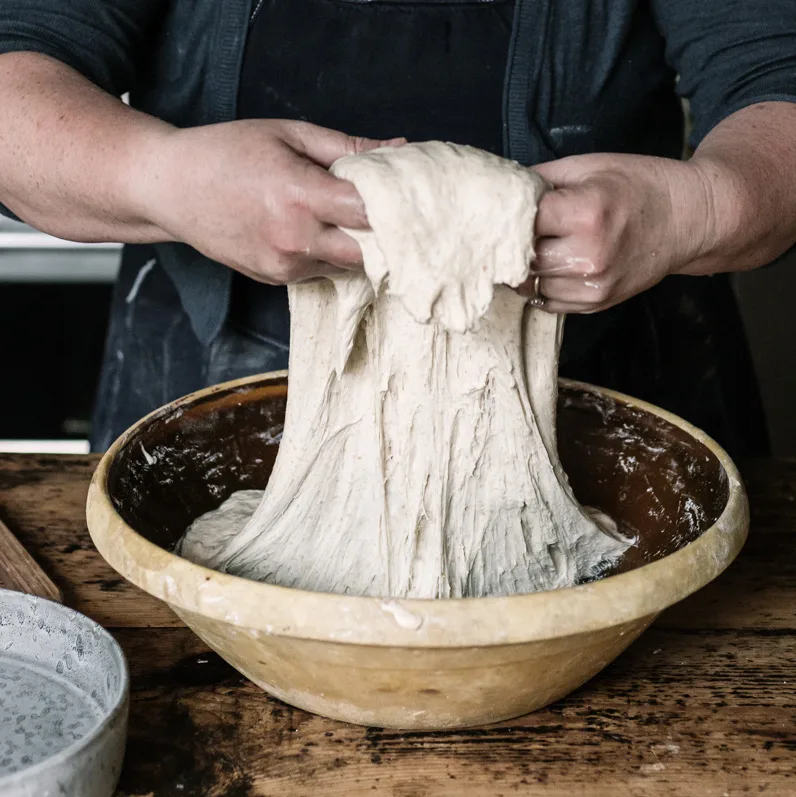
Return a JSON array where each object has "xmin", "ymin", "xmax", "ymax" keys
[{"xmin": 179, "ymin": 142, "xmax": 632, "ymax": 598}]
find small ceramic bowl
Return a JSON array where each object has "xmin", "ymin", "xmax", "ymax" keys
[{"xmin": 0, "ymin": 589, "xmax": 129, "ymax": 797}]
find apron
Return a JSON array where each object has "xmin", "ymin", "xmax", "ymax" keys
[{"xmin": 92, "ymin": 0, "xmax": 769, "ymax": 458}]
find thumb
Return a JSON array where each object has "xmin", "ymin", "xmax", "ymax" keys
[
  {"xmin": 285, "ymin": 122, "xmax": 406, "ymax": 168},
  {"xmin": 533, "ymin": 154, "xmax": 613, "ymax": 188}
]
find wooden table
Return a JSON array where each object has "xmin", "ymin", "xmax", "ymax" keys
[{"xmin": 0, "ymin": 453, "xmax": 794, "ymax": 796}]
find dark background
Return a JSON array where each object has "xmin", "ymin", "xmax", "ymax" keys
[{"xmin": 0, "ymin": 282, "xmax": 111, "ymax": 440}]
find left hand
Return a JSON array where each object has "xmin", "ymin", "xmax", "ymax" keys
[{"xmin": 520, "ymin": 153, "xmax": 718, "ymax": 313}]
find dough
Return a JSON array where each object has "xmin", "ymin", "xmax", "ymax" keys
[{"xmin": 179, "ymin": 142, "xmax": 631, "ymax": 598}]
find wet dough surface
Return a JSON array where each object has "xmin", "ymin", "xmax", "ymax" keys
[{"xmin": 179, "ymin": 142, "xmax": 630, "ymax": 598}]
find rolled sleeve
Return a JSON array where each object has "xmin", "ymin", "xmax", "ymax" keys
[
  {"xmin": 652, "ymin": 0, "xmax": 796, "ymax": 148},
  {"xmin": 0, "ymin": 1, "xmax": 164, "ymax": 219},
  {"xmin": 0, "ymin": 1, "xmax": 163, "ymax": 97}
]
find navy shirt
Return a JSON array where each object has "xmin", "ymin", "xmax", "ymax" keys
[
  {"xmin": 1, "ymin": 0, "xmax": 795, "ymax": 345},
  {"xmin": 0, "ymin": 0, "xmax": 793, "ymax": 457},
  {"xmin": 232, "ymin": 0, "xmax": 516, "ymax": 347}
]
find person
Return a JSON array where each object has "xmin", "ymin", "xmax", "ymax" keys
[{"xmin": 0, "ymin": 1, "xmax": 794, "ymax": 457}]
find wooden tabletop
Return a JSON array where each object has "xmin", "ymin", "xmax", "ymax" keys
[{"xmin": 0, "ymin": 453, "xmax": 794, "ymax": 797}]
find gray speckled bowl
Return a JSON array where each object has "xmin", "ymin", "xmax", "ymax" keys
[{"xmin": 0, "ymin": 589, "xmax": 129, "ymax": 797}]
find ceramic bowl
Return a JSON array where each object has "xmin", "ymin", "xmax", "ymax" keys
[
  {"xmin": 0, "ymin": 589, "xmax": 128, "ymax": 796},
  {"xmin": 86, "ymin": 372, "xmax": 748, "ymax": 729}
]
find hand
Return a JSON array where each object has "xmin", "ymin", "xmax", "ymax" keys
[
  {"xmin": 520, "ymin": 153, "xmax": 720, "ymax": 313},
  {"xmin": 136, "ymin": 119, "xmax": 404, "ymax": 284}
]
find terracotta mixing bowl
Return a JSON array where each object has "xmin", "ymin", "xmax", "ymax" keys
[{"xmin": 86, "ymin": 372, "xmax": 748, "ymax": 729}]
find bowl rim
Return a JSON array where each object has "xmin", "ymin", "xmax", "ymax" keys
[
  {"xmin": 86, "ymin": 371, "xmax": 749, "ymax": 648},
  {"xmin": 0, "ymin": 588, "xmax": 129, "ymax": 789}
]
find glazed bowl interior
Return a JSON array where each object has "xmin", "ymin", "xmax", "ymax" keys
[
  {"xmin": 87, "ymin": 372, "xmax": 747, "ymax": 728},
  {"xmin": 107, "ymin": 374, "xmax": 731, "ymax": 576}
]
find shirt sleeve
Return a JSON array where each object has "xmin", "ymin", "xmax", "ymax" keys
[
  {"xmin": 0, "ymin": 0, "xmax": 163, "ymax": 97},
  {"xmin": 0, "ymin": 1, "xmax": 163, "ymax": 219},
  {"xmin": 651, "ymin": 0, "xmax": 796, "ymax": 149}
]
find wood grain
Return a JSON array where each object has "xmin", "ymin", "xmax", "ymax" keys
[
  {"xmin": 1, "ymin": 453, "xmax": 795, "ymax": 796},
  {"xmin": 111, "ymin": 626, "xmax": 796, "ymax": 797},
  {"xmin": 0, "ymin": 514, "xmax": 62, "ymax": 601},
  {"xmin": 0, "ymin": 454, "xmax": 178, "ymax": 628}
]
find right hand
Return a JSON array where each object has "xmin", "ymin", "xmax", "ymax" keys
[{"xmin": 137, "ymin": 119, "xmax": 403, "ymax": 283}]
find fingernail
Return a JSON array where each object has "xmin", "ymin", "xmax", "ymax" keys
[{"xmin": 382, "ymin": 137, "xmax": 407, "ymax": 147}]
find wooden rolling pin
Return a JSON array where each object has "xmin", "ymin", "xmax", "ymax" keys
[{"xmin": 0, "ymin": 515, "xmax": 63, "ymax": 602}]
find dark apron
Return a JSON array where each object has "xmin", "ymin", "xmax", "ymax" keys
[{"xmin": 92, "ymin": 0, "xmax": 769, "ymax": 458}]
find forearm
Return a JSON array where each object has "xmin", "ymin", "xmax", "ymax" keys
[
  {"xmin": 0, "ymin": 52, "xmax": 173, "ymax": 243},
  {"xmin": 687, "ymin": 101, "xmax": 796, "ymax": 275}
]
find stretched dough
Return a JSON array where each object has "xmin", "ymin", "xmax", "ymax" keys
[{"xmin": 179, "ymin": 142, "xmax": 631, "ymax": 598}]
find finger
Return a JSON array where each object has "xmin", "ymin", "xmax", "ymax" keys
[
  {"xmin": 533, "ymin": 153, "xmax": 618, "ymax": 187},
  {"xmin": 514, "ymin": 281, "xmax": 595, "ymax": 314},
  {"xmin": 532, "ymin": 236, "xmax": 597, "ymax": 276},
  {"xmin": 535, "ymin": 299, "xmax": 598, "ymax": 315},
  {"xmin": 532, "ymin": 275, "xmax": 605, "ymax": 305},
  {"xmin": 516, "ymin": 271, "xmax": 607, "ymax": 313},
  {"xmin": 533, "ymin": 157, "xmax": 588, "ymax": 187},
  {"xmin": 311, "ymin": 225, "xmax": 364, "ymax": 271},
  {"xmin": 304, "ymin": 167, "xmax": 371, "ymax": 229},
  {"xmin": 302, "ymin": 139, "xmax": 409, "ymax": 229},
  {"xmin": 233, "ymin": 258, "xmax": 344, "ymax": 286},
  {"xmin": 285, "ymin": 121, "xmax": 405, "ymax": 168},
  {"xmin": 516, "ymin": 274, "xmax": 591, "ymax": 301},
  {"xmin": 291, "ymin": 264, "xmax": 348, "ymax": 283},
  {"xmin": 535, "ymin": 188, "xmax": 589, "ymax": 238}
]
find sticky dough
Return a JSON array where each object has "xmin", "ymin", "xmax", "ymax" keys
[{"xmin": 178, "ymin": 142, "xmax": 631, "ymax": 598}]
